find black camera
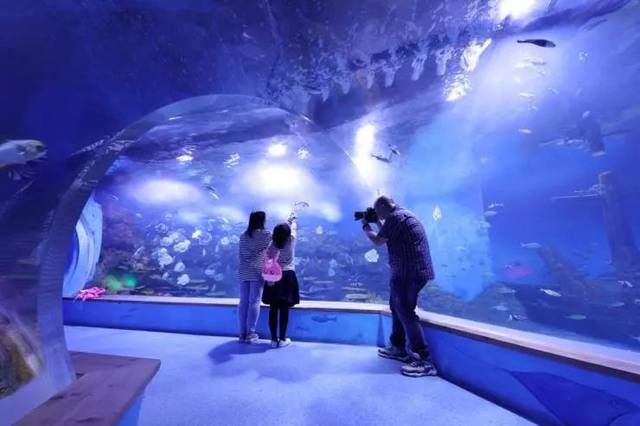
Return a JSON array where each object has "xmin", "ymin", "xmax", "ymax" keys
[{"xmin": 354, "ymin": 207, "xmax": 378, "ymax": 223}]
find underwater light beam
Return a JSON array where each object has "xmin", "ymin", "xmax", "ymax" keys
[
  {"xmin": 176, "ymin": 154, "xmax": 194, "ymax": 163},
  {"xmin": 355, "ymin": 124, "xmax": 376, "ymax": 153},
  {"xmin": 251, "ymin": 165, "xmax": 309, "ymax": 196},
  {"xmin": 268, "ymin": 142, "xmax": 287, "ymax": 157},
  {"xmin": 131, "ymin": 179, "xmax": 202, "ymax": 205},
  {"xmin": 498, "ymin": 0, "xmax": 536, "ymax": 20},
  {"xmin": 353, "ymin": 123, "xmax": 377, "ymax": 178}
]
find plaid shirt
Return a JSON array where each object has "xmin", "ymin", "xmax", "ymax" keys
[{"xmin": 378, "ymin": 208, "xmax": 435, "ymax": 279}]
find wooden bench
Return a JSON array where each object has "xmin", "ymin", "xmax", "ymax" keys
[{"xmin": 17, "ymin": 352, "xmax": 160, "ymax": 426}]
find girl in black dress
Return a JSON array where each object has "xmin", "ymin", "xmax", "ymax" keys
[{"xmin": 261, "ymin": 214, "xmax": 300, "ymax": 348}]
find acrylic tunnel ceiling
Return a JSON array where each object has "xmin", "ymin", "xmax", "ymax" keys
[{"xmin": 1, "ymin": 1, "xmax": 634, "ymax": 177}]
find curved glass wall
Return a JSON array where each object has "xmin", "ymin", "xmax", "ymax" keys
[
  {"xmin": 2, "ymin": 1, "xmax": 639, "ymax": 420},
  {"xmin": 64, "ymin": 7, "xmax": 639, "ymax": 352}
]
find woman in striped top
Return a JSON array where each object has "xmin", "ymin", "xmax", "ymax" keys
[{"xmin": 237, "ymin": 211, "xmax": 271, "ymax": 343}]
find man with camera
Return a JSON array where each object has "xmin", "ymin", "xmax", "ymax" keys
[{"xmin": 359, "ymin": 196, "xmax": 437, "ymax": 377}]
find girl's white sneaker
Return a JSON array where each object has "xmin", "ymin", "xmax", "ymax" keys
[{"xmin": 279, "ymin": 338, "xmax": 292, "ymax": 347}]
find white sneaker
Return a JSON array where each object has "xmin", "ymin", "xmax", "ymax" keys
[
  {"xmin": 270, "ymin": 340, "xmax": 279, "ymax": 348},
  {"xmin": 279, "ymin": 338, "xmax": 292, "ymax": 347},
  {"xmin": 246, "ymin": 333, "xmax": 259, "ymax": 343}
]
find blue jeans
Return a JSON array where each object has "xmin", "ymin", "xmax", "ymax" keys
[
  {"xmin": 238, "ymin": 280, "xmax": 264, "ymax": 337},
  {"xmin": 389, "ymin": 273, "xmax": 431, "ymax": 360}
]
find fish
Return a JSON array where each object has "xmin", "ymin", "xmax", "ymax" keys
[
  {"xmin": 519, "ymin": 92, "xmax": 536, "ymax": 99},
  {"xmin": 517, "ymin": 39, "xmax": 556, "ymax": 48},
  {"xmin": 157, "ymin": 249, "xmax": 174, "ymax": 268},
  {"xmin": 388, "ymin": 144, "xmax": 401, "ymax": 156},
  {"xmin": 619, "ymin": 280, "xmax": 633, "ymax": 288},
  {"xmin": 132, "ymin": 247, "xmax": 144, "ymax": 259},
  {"xmin": 294, "ymin": 201, "xmax": 310, "ymax": 210},
  {"xmin": 521, "ymin": 242, "xmax": 542, "ymax": 249},
  {"xmin": 205, "ymin": 185, "xmax": 220, "ymax": 200},
  {"xmin": 578, "ymin": 52, "xmax": 589, "ymax": 62},
  {"xmin": 224, "ymin": 153, "xmax": 240, "ymax": 167},
  {"xmin": 312, "ymin": 314, "xmax": 337, "ymax": 323},
  {"xmin": 370, "ymin": 153, "xmax": 392, "ymax": 163},
  {"xmin": 607, "ymin": 302, "xmax": 625, "ymax": 308},
  {"xmin": 492, "ymin": 303, "xmax": 509, "ymax": 312},
  {"xmin": 364, "ymin": 249, "xmax": 379, "ymax": 263},
  {"xmin": 342, "ymin": 286, "xmax": 367, "ymax": 292},
  {"xmin": 0, "ymin": 139, "xmax": 48, "ymax": 180},
  {"xmin": 498, "ymin": 287, "xmax": 516, "ymax": 295},
  {"xmin": 173, "ymin": 240, "xmax": 191, "ymax": 253},
  {"xmin": 537, "ymin": 300, "xmax": 553, "ymax": 309},
  {"xmin": 345, "ymin": 293, "xmax": 370, "ymax": 301},
  {"xmin": 432, "ymin": 205, "xmax": 443, "ymax": 221},
  {"xmin": 566, "ymin": 314, "xmax": 587, "ymax": 321},
  {"xmin": 515, "ymin": 58, "xmax": 546, "ymax": 69},
  {"xmin": 477, "ymin": 220, "xmax": 492, "ymax": 229},
  {"xmin": 509, "ymin": 314, "xmax": 527, "ymax": 321},
  {"xmin": 297, "ymin": 147, "xmax": 310, "ymax": 159},
  {"xmin": 197, "ymin": 232, "xmax": 213, "ymax": 245},
  {"xmin": 69, "ymin": 136, "xmax": 109, "ymax": 157},
  {"xmin": 176, "ymin": 273, "xmax": 190, "ymax": 286},
  {"xmin": 540, "ymin": 288, "xmax": 562, "ymax": 297},
  {"xmin": 518, "ymin": 128, "xmax": 533, "ymax": 135},
  {"xmin": 160, "ymin": 236, "xmax": 174, "ymax": 247},
  {"xmin": 488, "ymin": 203, "xmax": 504, "ymax": 210},
  {"xmin": 548, "ymin": 88, "xmax": 560, "ymax": 95},
  {"xmin": 303, "ymin": 84, "xmax": 323, "ymax": 95},
  {"xmin": 484, "ymin": 210, "xmax": 498, "ymax": 217},
  {"xmin": 315, "ymin": 225, "xmax": 324, "ymax": 235},
  {"xmin": 206, "ymin": 291, "xmax": 227, "ymax": 297}
]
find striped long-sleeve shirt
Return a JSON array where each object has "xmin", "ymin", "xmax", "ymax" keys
[{"xmin": 238, "ymin": 229, "xmax": 272, "ymax": 282}]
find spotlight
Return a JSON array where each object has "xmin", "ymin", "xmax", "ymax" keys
[
  {"xmin": 355, "ymin": 124, "xmax": 376, "ymax": 152},
  {"xmin": 268, "ymin": 142, "xmax": 287, "ymax": 157},
  {"xmin": 498, "ymin": 0, "xmax": 535, "ymax": 21}
]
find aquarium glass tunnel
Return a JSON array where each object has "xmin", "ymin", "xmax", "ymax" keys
[{"xmin": 1, "ymin": 1, "xmax": 639, "ymax": 424}]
